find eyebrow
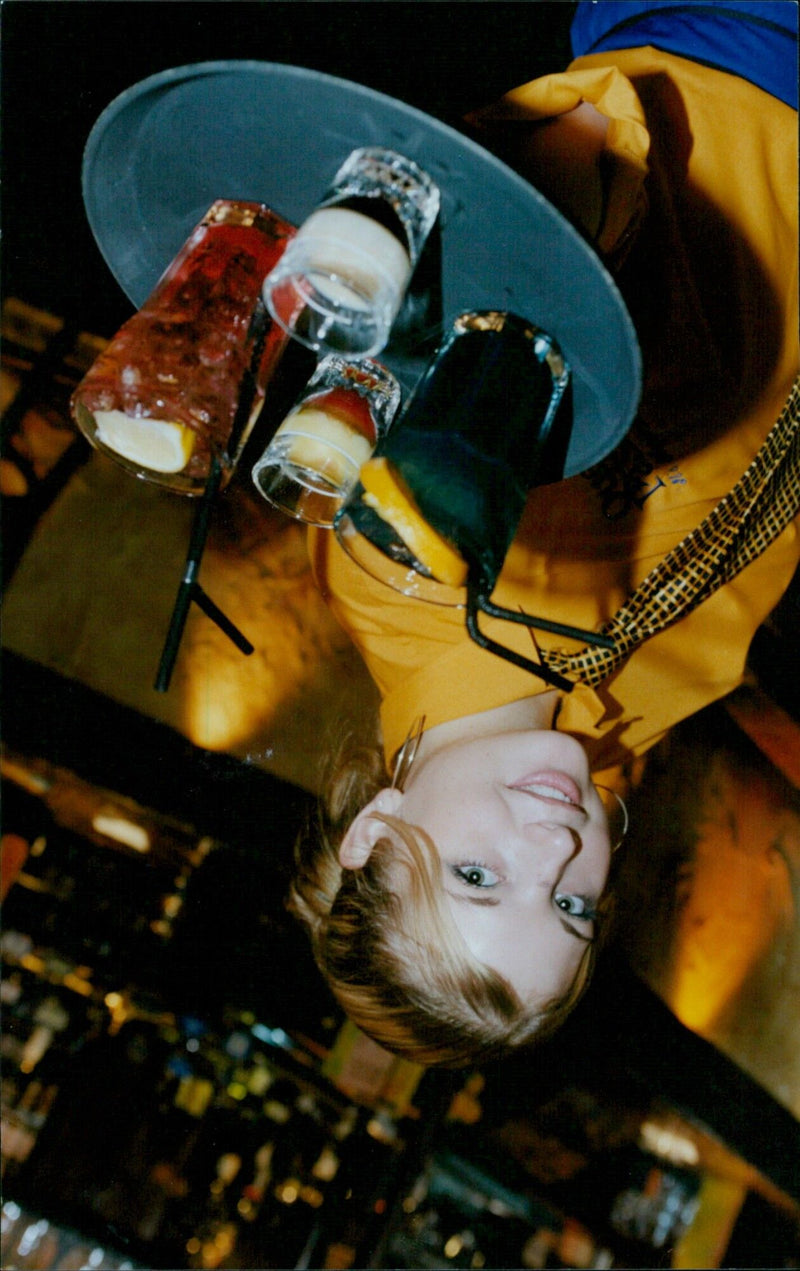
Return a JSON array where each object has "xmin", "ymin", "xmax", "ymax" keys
[
  {"xmin": 559, "ymin": 917, "xmax": 593, "ymax": 944},
  {"xmin": 445, "ymin": 890, "xmax": 501, "ymax": 908}
]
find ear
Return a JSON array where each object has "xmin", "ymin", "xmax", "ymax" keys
[{"xmin": 338, "ymin": 787, "xmax": 404, "ymax": 869}]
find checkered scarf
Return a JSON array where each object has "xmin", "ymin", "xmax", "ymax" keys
[{"xmin": 541, "ymin": 376, "xmax": 800, "ymax": 687}]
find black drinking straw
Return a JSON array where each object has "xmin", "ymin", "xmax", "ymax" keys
[
  {"xmin": 153, "ymin": 301, "xmax": 278, "ymax": 694},
  {"xmin": 466, "ymin": 577, "xmax": 616, "ymax": 693},
  {"xmin": 154, "ymin": 456, "xmax": 254, "ymax": 693}
]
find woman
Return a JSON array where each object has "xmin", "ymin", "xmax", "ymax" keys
[{"xmin": 290, "ymin": 0, "xmax": 800, "ymax": 1067}]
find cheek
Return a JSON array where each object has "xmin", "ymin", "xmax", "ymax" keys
[
  {"xmin": 408, "ymin": 786, "xmax": 499, "ymax": 853},
  {"xmin": 589, "ymin": 828, "xmax": 613, "ymax": 886}
]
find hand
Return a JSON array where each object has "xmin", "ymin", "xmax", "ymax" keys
[{"xmin": 470, "ymin": 101, "xmax": 609, "ymax": 242}]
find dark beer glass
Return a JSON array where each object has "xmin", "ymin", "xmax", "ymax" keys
[{"xmin": 334, "ymin": 310, "xmax": 572, "ymax": 605}]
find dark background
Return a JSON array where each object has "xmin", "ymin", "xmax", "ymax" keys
[{"xmin": 1, "ymin": 0, "xmax": 576, "ymax": 337}]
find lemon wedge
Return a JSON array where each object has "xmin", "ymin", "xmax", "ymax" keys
[
  {"xmin": 360, "ymin": 456, "xmax": 468, "ymax": 587},
  {"xmin": 281, "ymin": 408, "xmax": 373, "ymax": 484},
  {"xmin": 94, "ymin": 409, "xmax": 195, "ymax": 474}
]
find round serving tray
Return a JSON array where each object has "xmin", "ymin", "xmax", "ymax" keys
[{"xmin": 82, "ymin": 59, "xmax": 641, "ymax": 477}]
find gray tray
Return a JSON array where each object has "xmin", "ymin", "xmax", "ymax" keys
[{"xmin": 82, "ymin": 59, "xmax": 641, "ymax": 477}]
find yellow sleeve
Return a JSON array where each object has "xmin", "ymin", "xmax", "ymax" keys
[{"xmin": 466, "ymin": 64, "xmax": 650, "ymax": 259}]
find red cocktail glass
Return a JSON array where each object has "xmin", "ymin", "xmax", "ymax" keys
[{"xmin": 71, "ymin": 200, "xmax": 296, "ymax": 495}]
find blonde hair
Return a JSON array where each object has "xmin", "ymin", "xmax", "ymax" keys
[{"xmin": 288, "ymin": 736, "xmax": 595, "ymax": 1069}]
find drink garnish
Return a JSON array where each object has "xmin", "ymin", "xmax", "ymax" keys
[
  {"xmin": 281, "ymin": 405, "xmax": 373, "ymax": 484},
  {"xmin": 93, "ymin": 410, "xmax": 195, "ymax": 473},
  {"xmin": 360, "ymin": 456, "xmax": 468, "ymax": 587},
  {"xmin": 310, "ymin": 387, "xmax": 376, "ymax": 440}
]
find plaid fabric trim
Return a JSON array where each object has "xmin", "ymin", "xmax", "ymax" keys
[{"xmin": 541, "ymin": 376, "xmax": 800, "ymax": 688}]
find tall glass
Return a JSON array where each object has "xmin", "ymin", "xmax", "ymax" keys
[
  {"xmin": 251, "ymin": 355, "xmax": 400, "ymax": 527},
  {"xmin": 71, "ymin": 200, "xmax": 296, "ymax": 495},
  {"xmin": 263, "ymin": 148, "xmax": 440, "ymax": 357},
  {"xmin": 334, "ymin": 311, "xmax": 572, "ymax": 603}
]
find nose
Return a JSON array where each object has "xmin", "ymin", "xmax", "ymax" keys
[{"xmin": 517, "ymin": 819, "xmax": 581, "ymax": 882}]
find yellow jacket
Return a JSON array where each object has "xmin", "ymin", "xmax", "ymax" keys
[{"xmin": 310, "ymin": 47, "xmax": 799, "ymax": 775}]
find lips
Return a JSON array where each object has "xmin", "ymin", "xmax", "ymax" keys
[{"xmin": 508, "ymin": 770, "xmax": 582, "ymax": 806}]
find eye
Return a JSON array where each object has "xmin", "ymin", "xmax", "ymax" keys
[
  {"xmin": 452, "ymin": 863, "xmax": 501, "ymax": 888},
  {"xmin": 554, "ymin": 892, "xmax": 597, "ymax": 921}
]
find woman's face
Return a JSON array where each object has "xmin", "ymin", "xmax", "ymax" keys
[{"xmin": 396, "ymin": 729, "xmax": 612, "ymax": 1008}]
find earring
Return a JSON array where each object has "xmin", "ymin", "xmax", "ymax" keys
[
  {"xmin": 595, "ymin": 785, "xmax": 629, "ymax": 853},
  {"xmin": 391, "ymin": 716, "xmax": 426, "ymax": 792}
]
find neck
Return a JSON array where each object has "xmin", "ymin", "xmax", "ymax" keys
[{"xmin": 415, "ymin": 693, "xmax": 562, "ymax": 762}]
